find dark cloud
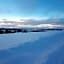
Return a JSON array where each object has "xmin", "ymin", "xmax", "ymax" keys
[{"xmin": 22, "ymin": 18, "xmax": 64, "ymax": 25}]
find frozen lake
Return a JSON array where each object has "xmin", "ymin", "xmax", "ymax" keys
[{"xmin": 0, "ymin": 31, "xmax": 64, "ymax": 64}]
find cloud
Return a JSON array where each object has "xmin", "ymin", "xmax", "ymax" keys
[
  {"xmin": 16, "ymin": 24, "xmax": 64, "ymax": 29},
  {"xmin": 0, "ymin": 18, "xmax": 64, "ymax": 29},
  {"xmin": 18, "ymin": 18, "xmax": 64, "ymax": 25}
]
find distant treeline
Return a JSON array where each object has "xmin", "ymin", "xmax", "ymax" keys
[{"xmin": 0, "ymin": 28, "xmax": 63, "ymax": 34}]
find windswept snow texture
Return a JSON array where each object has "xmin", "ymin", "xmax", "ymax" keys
[{"xmin": 0, "ymin": 31, "xmax": 64, "ymax": 64}]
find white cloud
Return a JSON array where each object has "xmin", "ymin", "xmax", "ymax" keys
[{"xmin": 0, "ymin": 19, "xmax": 64, "ymax": 29}]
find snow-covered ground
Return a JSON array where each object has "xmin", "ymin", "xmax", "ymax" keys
[{"xmin": 0, "ymin": 31, "xmax": 64, "ymax": 64}]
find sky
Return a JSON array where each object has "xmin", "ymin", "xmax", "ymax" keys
[
  {"xmin": 0, "ymin": 0, "xmax": 64, "ymax": 19},
  {"xmin": 0, "ymin": 0, "xmax": 64, "ymax": 64}
]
